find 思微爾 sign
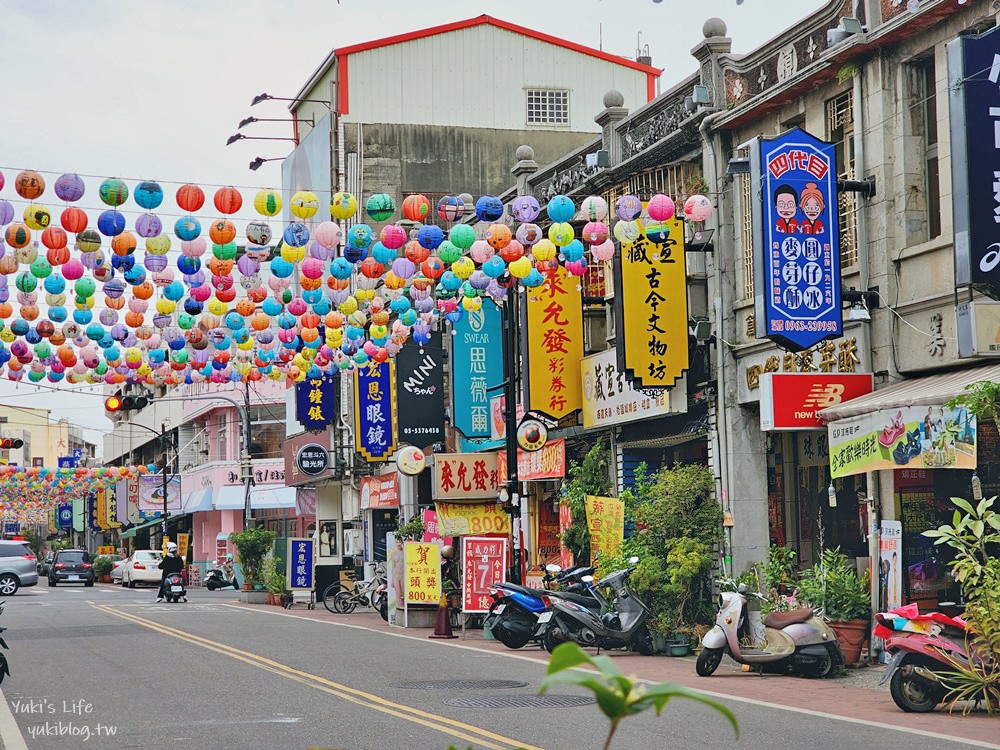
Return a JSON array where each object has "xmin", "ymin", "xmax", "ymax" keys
[
  {"xmin": 496, "ymin": 438, "xmax": 566, "ymax": 482},
  {"xmin": 360, "ymin": 473, "xmax": 399, "ymax": 510},
  {"xmin": 296, "ymin": 377, "xmax": 337, "ymax": 431},
  {"xmin": 452, "ymin": 301, "xmax": 504, "ymax": 438},
  {"xmin": 435, "ymin": 502, "xmax": 511, "ymax": 537},
  {"xmin": 404, "ymin": 541, "xmax": 441, "ymax": 605},
  {"xmin": 827, "ymin": 404, "xmax": 977, "ymax": 478},
  {"xmin": 432, "ymin": 453, "xmax": 498, "ymax": 500},
  {"xmin": 286, "ymin": 537, "xmax": 315, "ymax": 591},
  {"xmin": 614, "ymin": 219, "xmax": 688, "ymax": 389},
  {"xmin": 462, "ymin": 536, "xmax": 507, "ymax": 613},
  {"xmin": 526, "ymin": 266, "xmax": 584, "ymax": 420},
  {"xmin": 581, "ymin": 348, "xmax": 673, "ymax": 428},
  {"xmin": 354, "ymin": 360, "xmax": 397, "ymax": 462},
  {"xmin": 759, "ymin": 373, "xmax": 873, "ymax": 431},
  {"xmin": 753, "ymin": 127, "xmax": 842, "ymax": 352}
]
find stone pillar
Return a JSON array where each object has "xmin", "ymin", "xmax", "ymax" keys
[
  {"xmin": 690, "ymin": 18, "xmax": 733, "ymax": 109},
  {"xmin": 594, "ymin": 90, "xmax": 629, "ymax": 168},
  {"xmin": 510, "ymin": 145, "xmax": 538, "ymax": 195}
]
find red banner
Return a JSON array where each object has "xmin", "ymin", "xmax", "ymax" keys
[
  {"xmin": 462, "ymin": 536, "xmax": 508, "ymax": 613},
  {"xmin": 558, "ymin": 502, "xmax": 574, "ymax": 569},
  {"xmin": 360, "ymin": 473, "xmax": 399, "ymax": 509},
  {"xmin": 497, "ymin": 438, "xmax": 566, "ymax": 482},
  {"xmin": 536, "ymin": 498, "xmax": 561, "ymax": 564}
]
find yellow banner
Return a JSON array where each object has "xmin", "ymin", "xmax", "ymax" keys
[
  {"xmin": 585, "ymin": 495, "xmax": 625, "ymax": 562},
  {"xmin": 97, "ymin": 546, "xmax": 115, "ymax": 556},
  {"xmin": 526, "ymin": 266, "xmax": 584, "ymax": 420},
  {"xmin": 176, "ymin": 533, "xmax": 190, "ymax": 561},
  {"xmin": 106, "ymin": 483, "xmax": 121, "ymax": 529},
  {"xmin": 617, "ymin": 219, "xmax": 688, "ymax": 388},
  {"xmin": 403, "ymin": 541, "xmax": 441, "ymax": 605},
  {"xmin": 96, "ymin": 488, "xmax": 108, "ymax": 530},
  {"xmin": 435, "ymin": 502, "xmax": 512, "ymax": 537}
]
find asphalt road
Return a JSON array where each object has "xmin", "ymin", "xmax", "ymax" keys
[{"xmin": 0, "ymin": 582, "xmax": 992, "ymax": 750}]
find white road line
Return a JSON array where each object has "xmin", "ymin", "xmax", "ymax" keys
[
  {"xmin": 0, "ymin": 685, "xmax": 29, "ymax": 750},
  {"xmin": 219, "ymin": 604, "xmax": 998, "ymax": 749}
]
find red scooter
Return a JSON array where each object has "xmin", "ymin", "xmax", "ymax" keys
[{"xmin": 875, "ymin": 604, "xmax": 977, "ymax": 713}]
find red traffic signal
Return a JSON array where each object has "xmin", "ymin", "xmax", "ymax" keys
[
  {"xmin": 0, "ymin": 438, "xmax": 23, "ymax": 449},
  {"xmin": 104, "ymin": 395, "xmax": 149, "ymax": 413}
]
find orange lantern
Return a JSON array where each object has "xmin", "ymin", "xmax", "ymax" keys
[
  {"xmin": 111, "ymin": 231, "xmax": 137, "ymax": 256},
  {"xmin": 41, "ymin": 226, "xmax": 68, "ymax": 250},
  {"xmin": 324, "ymin": 312, "xmax": 343, "ymax": 329},
  {"xmin": 125, "ymin": 311, "xmax": 145, "ymax": 327},
  {"xmin": 300, "ymin": 312, "xmax": 320, "ymax": 329},
  {"xmin": 207, "ymin": 257, "xmax": 234, "ymax": 276},
  {"xmin": 46, "ymin": 245, "xmax": 70, "ymax": 266},
  {"xmin": 248, "ymin": 286, "xmax": 268, "ymax": 303},
  {"xmin": 300, "ymin": 327, "xmax": 319, "ymax": 343},
  {"xmin": 402, "ymin": 194, "xmax": 432, "ymax": 222},
  {"xmin": 5, "ymin": 223, "xmax": 31, "ymax": 249},
  {"xmin": 209, "ymin": 219, "xmax": 236, "ymax": 245},
  {"xmin": 20, "ymin": 305, "xmax": 39, "ymax": 321},
  {"xmin": 300, "ymin": 276, "xmax": 322, "ymax": 291},
  {"xmin": 250, "ymin": 312, "xmax": 270, "ymax": 331},
  {"xmin": 235, "ymin": 298, "xmax": 255, "ymax": 317},
  {"xmin": 214, "ymin": 186, "xmax": 243, "ymax": 215},
  {"xmin": 133, "ymin": 281, "xmax": 154, "ymax": 300},
  {"xmin": 326, "ymin": 276, "xmax": 350, "ymax": 291},
  {"xmin": 14, "ymin": 170, "xmax": 45, "ymax": 200},
  {"xmin": 105, "ymin": 295, "xmax": 126, "ymax": 310},
  {"xmin": 0, "ymin": 302, "xmax": 12, "ymax": 319},
  {"xmin": 50, "ymin": 331, "xmax": 66, "ymax": 346},
  {"xmin": 176, "ymin": 184, "xmax": 205, "ymax": 212},
  {"xmin": 0, "ymin": 257, "xmax": 17, "ymax": 275}
]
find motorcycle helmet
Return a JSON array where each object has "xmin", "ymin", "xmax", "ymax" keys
[
  {"xmin": 167, "ymin": 542, "xmax": 178, "ymax": 553},
  {"xmin": 440, "ymin": 544, "xmax": 454, "ymax": 559},
  {"xmin": 601, "ymin": 612, "xmax": 622, "ymax": 630},
  {"xmin": 226, "ymin": 553, "xmax": 233, "ymax": 561}
]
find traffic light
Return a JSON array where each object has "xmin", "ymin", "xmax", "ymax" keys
[
  {"xmin": 104, "ymin": 395, "xmax": 149, "ymax": 413},
  {"xmin": 0, "ymin": 438, "xmax": 23, "ymax": 449}
]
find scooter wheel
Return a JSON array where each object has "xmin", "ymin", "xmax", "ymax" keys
[
  {"xmin": 696, "ymin": 647, "xmax": 724, "ymax": 676},
  {"xmin": 206, "ymin": 581, "xmax": 218, "ymax": 591},
  {"xmin": 890, "ymin": 664, "xmax": 941, "ymax": 712},
  {"xmin": 542, "ymin": 626, "xmax": 566, "ymax": 654}
]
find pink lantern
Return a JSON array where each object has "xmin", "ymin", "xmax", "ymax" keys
[
  {"xmin": 579, "ymin": 195, "xmax": 609, "ymax": 222},
  {"xmin": 380, "ymin": 224, "xmax": 407, "ymax": 250},
  {"xmin": 582, "ymin": 221, "xmax": 609, "ymax": 245},
  {"xmin": 314, "ymin": 221, "xmax": 342, "ymax": 250},
  {"xmin": 647, "ymin": 194, "xmax": 675, "ymax": 222},
  {"xmin": 181, "ymin": 237, "xmax": 207, "ymax": 257},
  {"xmin": 683, "ymin": 194, "xmax": 713, "ymax": 222},
  {"xmin": 470, "ymin": 240, "xmax": 494, "ymax": 264},
  {"xmin": 287, "ymin": 297, "xmax": 308, "ymax": 316},
  {"xmin": 565, "ymin": 258, "xmax": 587, "ymax": 276},
  {"xmin": 591, "ymin": 239, "xmax": 615, "ymax": 262},
  {"xmin": 62, "ymin": 259, "xmax": 85, "ymax": 280},
  {"xmin": 300, "ymin": 257, "xmax": 324, "ymax": 280},
  {"xmin": 190, "ymin": 284, "xmax": 212, "ymax": 302}
]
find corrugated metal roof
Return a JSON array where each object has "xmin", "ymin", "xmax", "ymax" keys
[{"xmin": 819, "ymin": 363, "xmax": 1000, "ymax": 422}]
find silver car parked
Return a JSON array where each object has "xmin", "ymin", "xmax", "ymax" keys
[{"xmin": 0, "ymin": 541, "xmax": 38, "ymax": 595}]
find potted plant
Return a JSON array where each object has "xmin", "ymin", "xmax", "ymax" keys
[
  {"xmin": 93, "ymin": 556, "xmax": 114, "ymax": 583},
  {"xmin": 229, "ymin": 527, "xmax": 276, "ymax": 592},
  {"xmin": 796, "ymin": 547, "xmax": 871, "ymax": 665},
  {"xmin": 266, "ymin": 558, "xmax": 287, "ymax": 606}
]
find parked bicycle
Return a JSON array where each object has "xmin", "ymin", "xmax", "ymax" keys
[{"xmin": 322, "ymin": 563, "xmax": 386, "ymax": 614}]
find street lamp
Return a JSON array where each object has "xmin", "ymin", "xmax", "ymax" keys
[
  {"xmin": 251, "ymin": 93, "xmax": 331, "ymax": 108},
  {"xmin": 248, "ymin": 157, "xmax": 284, "ymax": 172},
  {"xmin": 238, "ymin": 115, "xmax": 314, "ymax": 129},
  {"xmin": 226, "ymin": 133, "xmax": 297, "ymax": 146}
]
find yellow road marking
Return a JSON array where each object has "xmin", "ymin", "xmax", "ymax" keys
[{"xmin": 92, "ymin": 604, "xmax": 541, "ymax": 750}]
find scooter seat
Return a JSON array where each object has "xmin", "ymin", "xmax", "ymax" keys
[
  {"xmin": 763, "ymin": 607, "xmax": 813, "ymax": 629},
  {"xmin": 551, "ymin": 591, "xmax": 599, "ymax": 608}
]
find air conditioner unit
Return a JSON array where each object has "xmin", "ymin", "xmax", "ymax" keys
[
  {"xmin": 585, "ymin": 151, "xmax": 610, "ymax": 169},
  {"xmin": 827, "ymin": 28, "xmax": 851, "ymax": 47},
  {"xmin": 692, "ymin": 85, "xmax": 710, "ymax": 105},
  {"xmin": 584, "ymin": 314, "xmax": 608, "ymax": 354}
]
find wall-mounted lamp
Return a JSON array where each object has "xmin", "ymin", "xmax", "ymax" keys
[
  {"xmin": 251, "ymin": 92, "xmax": 331, "ymax": 108},
  {"xmin": 726, "ymin": 157, "xmax": 751, "ymax": 175},
  {"xmin": 238, "ymin": 115, "xmax": 314, "ymax": 129},
  {"xmin": 226, "ymin": 133, "xmax": 297, "ymax": 146},
  {"xmin": 248, "ymin": 157, "xmax": 283, "ymax": 172}
]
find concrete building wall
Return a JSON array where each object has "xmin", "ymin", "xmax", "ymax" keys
[{"xmin": 0, "ymin": 405, "xmax": 67, "ymax": 468}]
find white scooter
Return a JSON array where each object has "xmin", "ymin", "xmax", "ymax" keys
[{"xmin": 697, "ymin": 582, "xmax": 843, "ymax": 678}]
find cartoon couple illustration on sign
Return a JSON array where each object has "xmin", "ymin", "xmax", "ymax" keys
[{"xmin": 773, "ymin": 182, "xmax": 826, "ymax": 234}]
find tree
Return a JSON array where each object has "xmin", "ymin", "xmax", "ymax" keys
[{"xmin": 560, "ymin": 441, "xmax": 612, "ymax": 564}]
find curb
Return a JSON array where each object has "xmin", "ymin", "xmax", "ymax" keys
[{"xmin": 0, "ymin": 683, "xmax": 29, "ymax": 750}]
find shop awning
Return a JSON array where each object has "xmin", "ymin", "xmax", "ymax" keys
[
  {"xmin": 213, "ymin": 486, "xmax": 247, "ymax": 510},
  {"xmin": 818, "ymin": 363, "xmax": 1000, "ymax": 422},
  {"xmin": 250, "ymin": 486, "xmax": 297, "ymax": 510},
  {"xmin": 182, "ymin": 487, "xmax": 213, "ymax": 513},
  {"xmin": 118, "ymin": 516, "xmax": 165, "ymax": 539},
  {"xmin": 616, "ymin": 410, "xmax": 709, "ymax": 449},
  {"xmin": 216, "ymin": 532, "xmax": 230, "ymax": 542}
]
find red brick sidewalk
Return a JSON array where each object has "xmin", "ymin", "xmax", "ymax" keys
[{"xmin": 231, "ymin": 602, "xmax": 998, "ymax": 747}]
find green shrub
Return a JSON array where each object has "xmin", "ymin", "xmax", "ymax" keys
[
  {"xmin": 229, "ymin": 526, "xmax": 276, "ymax": 587},
  {"xmin": 795, "ymin": 547, "xmax": 870, "ymax": 621},
  {"xmin": 93, "ymin": 556, "xmax": 115, "ymax": 577}
]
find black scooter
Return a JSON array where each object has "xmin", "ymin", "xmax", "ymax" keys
[
  {"xmin": 534, "ymin": 557, "xmax": 654, "ymax": 655},
  {"xmin": 0, "ymin": 601, "xmax": 10, "ymax": 682},
  {"xmin": 205, "ymin": 564, "xmax": 238, "ymax": 591},
  {"xmin": 162, "ymin": 573, "xmax": 187, "ymax": 603}
]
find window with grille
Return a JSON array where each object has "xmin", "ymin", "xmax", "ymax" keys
[
  {"xmin": 738, "ymin": 148, "xmax": 755, "ymax": 301},
  {"xmin": 527, "ymin": 89, "xmax": 569, "ymax": 126},
  {"xmin": 826, "ymin": 91, "xmax": 858, "ymax": 268}
]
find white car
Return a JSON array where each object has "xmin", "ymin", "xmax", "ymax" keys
[
  {"xmin": 121, "ymin": 550, "xmax": 164, "ymax": 588},
  {"xmin": 110, "ymin": 558, "xmax": 126, "ymax": 584}
]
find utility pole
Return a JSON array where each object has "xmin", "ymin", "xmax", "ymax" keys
[
  {"xmin": 161, "ymin": 420, "xmax": 169, "ymax": 538},
  {"xmin": 501, "ymin": 293, "xmax": 521, "ymax": 585},
  {"xmin": 242, "ymin": 380, "xmax": 253, "ymax": 528}
]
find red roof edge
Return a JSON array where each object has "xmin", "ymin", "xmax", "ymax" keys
[{"xmin": 334, "ymin": 15, "xmax": 662, "ymax": 77}]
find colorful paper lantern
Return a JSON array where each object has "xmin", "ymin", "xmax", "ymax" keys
[
  {"xmin": 365, "ymin": 193, "xmax": 395, "ymax": 222},
  {"xmin": 579, "ymin": 195, "xmax": 609, "ymax": 222},
  {"xmin": 253, "ymin": 188, "xmax": 282, "ymax": 217},
  {"xmin": 14, "ymin": 171, "xmax": 45, "ymax": 200},
  {"xmin": 214, "ymin": 186, "xmax": 243, "ymax": 215},
  {"xmin": 402, "ymin": 194, "xmax": 431, "ymax": 222},
  {"xmin": 647, "ymin": 194, "xmax": 675, "ymax": 222},
  {"xmin": 615, "ymin": 195, "xmax": 643, "ymax": 221},
  {"xmin": 134, "ymin": 181, "xmax": 164, "ymax": 210},
  {"xmin": 475, "ymin": 195, "xmax": 504, "ymax": 222},
  {"xmin": 546, "ymin": 195, "xmax": 575, "ymax": 223},
  {"xmin": 5, "ymin": 224, "xmax": 31, "ymax": 249},
  {"xmin": 54, "ymin": 173, "xmax": 85, "ymax": 202},
  {"xmin": 23, "ymin": 204, "xmax": 51, "ymax": 230},
  {"xmin": 510, "ymin": 195, "xmax": 540, "ymax": 222},
  {"xmin": 60, "ymin": 206, "xmax": 88, "ymax": 234},
  {"xmin": 436, "ymin": 195, "xmax": 465, "ymax": 222},
  {"xmin": 290, "ymin": 191, "xmax": 319, "ymax": 219},
  {"xmin": 99, "ymin": 178, "xmax": 129, "ymax": 207},
  {"xmin": 330, "ymin": 192, "xmax": 358, "ymax": 220},
  {"xmin": 684, "ymin": 194, "xmax": 713, "ymax": 222}
]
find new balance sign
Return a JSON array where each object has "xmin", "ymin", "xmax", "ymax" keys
[{"xmin": 759, "ymin": 373, "xmax": 873, "ymax": 431}]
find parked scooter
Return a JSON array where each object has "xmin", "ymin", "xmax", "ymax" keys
[
  {"xmin": 484, "ymin": 565, "xmax": 602, "ymax": 650},
  {"xmin": 875, "ymin": 606, "xmax": 978, "ymax": 713},
  {"xmin": 162, "ymin": 572, "xmax": 187, "ymax": 604},
  {"xmin": 205, "ymin": 562, "xmax": 239, "ymax": 591},
  {"xmin": 534, "ymin": 557, "xmax": 654, "ymax": 655},
  {"xmin": 696, "ymin": 581, "xmax": 842, "ymax": 678},
  {"xmin": 0, "ymin": 601, "xmax": 10, "ymax": 683}
]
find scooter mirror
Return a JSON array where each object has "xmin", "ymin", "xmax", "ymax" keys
[
  {"xmin": 738, "ymin": 583, "xmax": 748, "ymax": 594},
  {"xmin": 581, "ymin": 575, "xmax": 595, "ymax": 583},
  {"xmin": 545, "ymin": 564, "xmax": 561, "ymax": 573},
  {"xmin": 627, "ymin": 556, "xmax": 640, "ymax": 565}
]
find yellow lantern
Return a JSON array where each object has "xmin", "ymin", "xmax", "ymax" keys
[
  {"xmin": 451, "ymin": 256, "xmax": 475, "ymax": 279},
  {"xmin": 509, "ymin": 256, "xmax": 532, "ymax": 278},
  {"xmin": 23, "ymin": 204, "xmax": 52, "ymax": 231},
  {"xmin": 338, "ymin": 296, "xmax": 358, "ymax": 315},
  {"xmin": 237, "ymin": 338, "xmax": 254, "ymax": 351},
  {"xmin": 145, "ymin": 234, "xmax": 171, "ymax": 255},
  {"xmin": 280, "ymin": 241, "xmax": 306, "ymax": 264},
  {"xmin": 253, "ymin": 188, "xmax": 283, "ymax": 217},
  {"xmin": 330, "ymin": 191, "xmax": 358, "ymax": 220},
  {"xmin": 207, "ymin": 298, "xmax": 228, "ymax": 316},
  {"xmin": 155, "ymin": 298, "xmax": 177, "ymax": 315},
  {"xmin": 46, "ymin": 293, "xmax": 66, "ymax": 307},
  {"xmin": 76, "ymin": 296, "xmax": 95, "ymax": 310},
  {"xmin": 0, "ymin": 328, "xmax": 15, "ymax": 343},
  {"xmin": 462, "ymin": 296, "xmax": 483, "ymax": 313},
  {"xmin": 533, "ymin": 239, "xmax": 557, "ymax": 262},
  {"xmin": 290, "ymin": 191, "xmax": 320, "ymax": 219},
  {"xmin": 268, "ymin": 368, "xmax": 283, "ymax": 381},
  {"xmin": 548, "ymin": 222, "xmax": 575, "ymax": 247}
]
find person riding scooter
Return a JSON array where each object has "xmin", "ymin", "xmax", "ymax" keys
[{"xmin": 157, "ymin": 543, "xmax": 185, "ymax": 603}]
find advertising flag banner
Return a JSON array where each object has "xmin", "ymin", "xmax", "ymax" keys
[
  {"xmin": 526, "ymin": 267, "xmax": 584, "ymax": 420},
  {"xmin": 949, "ymin": 25, "xmax": 1000, "ymax": 299},
  {"xmin": 753, "ymin": 127, "xmax": 842, "ymax": 352},
  {"xmin": 176, "ymin": 533, "xmax": 190, "ymax": 561},
  {"xmin": 581, "ymin": 349, "xmax": 672, "ymax": 429},
  {"xmin": 360, "ymin": 473, "xmax": 399, "ymax": 510},
  {"xmin": 879, "ymin": 521, "xmax": 903, "ymax": 612},
  {"xmin": 614, "ymin": 219, "xmax": 688, "ymax": 389},
  {"xmin": 126, "ymin": 478, "xmax": 140, "ymax": 524},
  {"xmin": 435, "ymin": 502, "xmax": 511, "ymax": 537},
  {"xmin": 432, "ymin": 453, "xmax": 499, "ymax": 500},
  {"xmin": 96, "ymin": 488, "xmax": 108, "ymax": 530},
  {"xmin": 422, "ymin": 509, "xmax": 453, "ymax": 547},
  {"xmin": 828, "ymin": 404, "xmax": 977, "ymax": 478},
  {"xmin": 559, "ymin": 502, "xmax": 574, "ymax": 568},
  {"xmin": 57, "ymin": 503, "xmax": 73, "ymax": 529},
  {"xmin": 462, "ymin": 536, "xmax": 508, "ymax": 613},
  {"xmin": 396, "ymin": 330, "xmax": 446, "ymax": 448},
  {"xmin": 585, "ymin": 495, "xmax": 625, "ymax": 562},
  {"xmin": 287, "ymin": 537, "xmax": 315, "ymax": 591},
  {"xmin": 496, "ymin": 439, "xmax": 566, "ymax": 482},
  {"xmin": 138, "ymin": 475, "xmax": 182, "ymax": 514},
  {"xmin": 451, "ymin": 300, "xmax": 504, "ymax": 438},
  {"xmin": 404, "ymin": 541, "xmax": 441, "ymax": 605},
  {"xmin": 296, "ymin": 377, "xmax": 337, "ymax": 431},
  {"xmin": 354, "ymin": 360, "xmax": 397, "ymax": 462},
  {"xmin": 87, "ymin": 493, "xmax": 99, "ymax": 532},
  {"xmin": 105, "ymin": 483, "xmax": 121, "ymax": 529},
  {"xmin": 536, "ymin": 499, "xmax": 562, "ymax": 565}
]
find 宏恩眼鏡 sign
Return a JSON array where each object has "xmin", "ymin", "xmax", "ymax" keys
[{"xmin": 354, "ymin": 360, "xmax": 397, "ymax": 462}]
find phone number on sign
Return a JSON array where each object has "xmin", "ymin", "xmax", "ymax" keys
[{"xmin": 771, "ymin": 319, "xmax": 839, "ymax": 333}]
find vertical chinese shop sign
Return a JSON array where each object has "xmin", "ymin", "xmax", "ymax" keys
[
  {"xmin": 404, "ymin": 541, "xmax": 441, "ymax": 605},
  {"xmin": 585, "ymin": 495, "xmax": 625, "ymax": 561},
  {"xmin": 354, "ymin": 360, "xmax": 397, "ymax": 462},
  {"xmin": 452, "ymin": 300, "xmax": 504, "ymax": 438},
  {"xmin": 526, "ymin": 266, "xmax": 584, "ymax": 420},
  {"xmin": 614, "ymin": 219, "xmax": 688, "ymax": 389},
  {"xmin": 296, "ymin": 376, "xmax": 337, "ymax": 431},
  {"xmin": 462, "ymin": 536, "xmax": 508, "ymax": 613},
  {"xmin": 753, "ymin": 127, "xmax": 842, "ymax": 352}
]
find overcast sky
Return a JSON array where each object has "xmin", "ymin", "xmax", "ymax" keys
[{"xmin": 0, "ymin": 0, "xmax": 822, "ymax": 455}]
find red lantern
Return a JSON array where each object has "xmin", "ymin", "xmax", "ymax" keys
[
  {"xmin": 216, "ymin": 288, "xmax": 237, "ymax": 303},
  {"xmin": 402, "ymin": 194, "xmax": 431, "ymax": 222},
  {"xmin": 60, "ymin": 207, "xmax": 88, "ymax": 234},
  {"xmin": 360, "ymin": 258, "xmax": 385, "ymax": 279},
  {"xmin": 46, "ymin": 246, "xmax": 70, "ymax": 266},
  {"xmin": 404, "ymin": 241, "xmax": 430, "ymax": 264},
  {"xmin": 420, "ymin": 257, "xmax": 445, "ymax": 279},
  {"xmin": 41, "ymin": 227, "xmax": 68, "ymax": 250},
  {"xmin": 214, "ymin": 186, "xmax": 243, "ymax": 215},
  {"xmin": 248, "ymin": 286, "xmax": 268, "ymax": 303},
  {"xmin": 176, "ymin": 184, "xmax": 205, "ymax": 212},
  {"xmin": 499, "ymin": 243, "xmax": 524, "ymax": 263}
]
